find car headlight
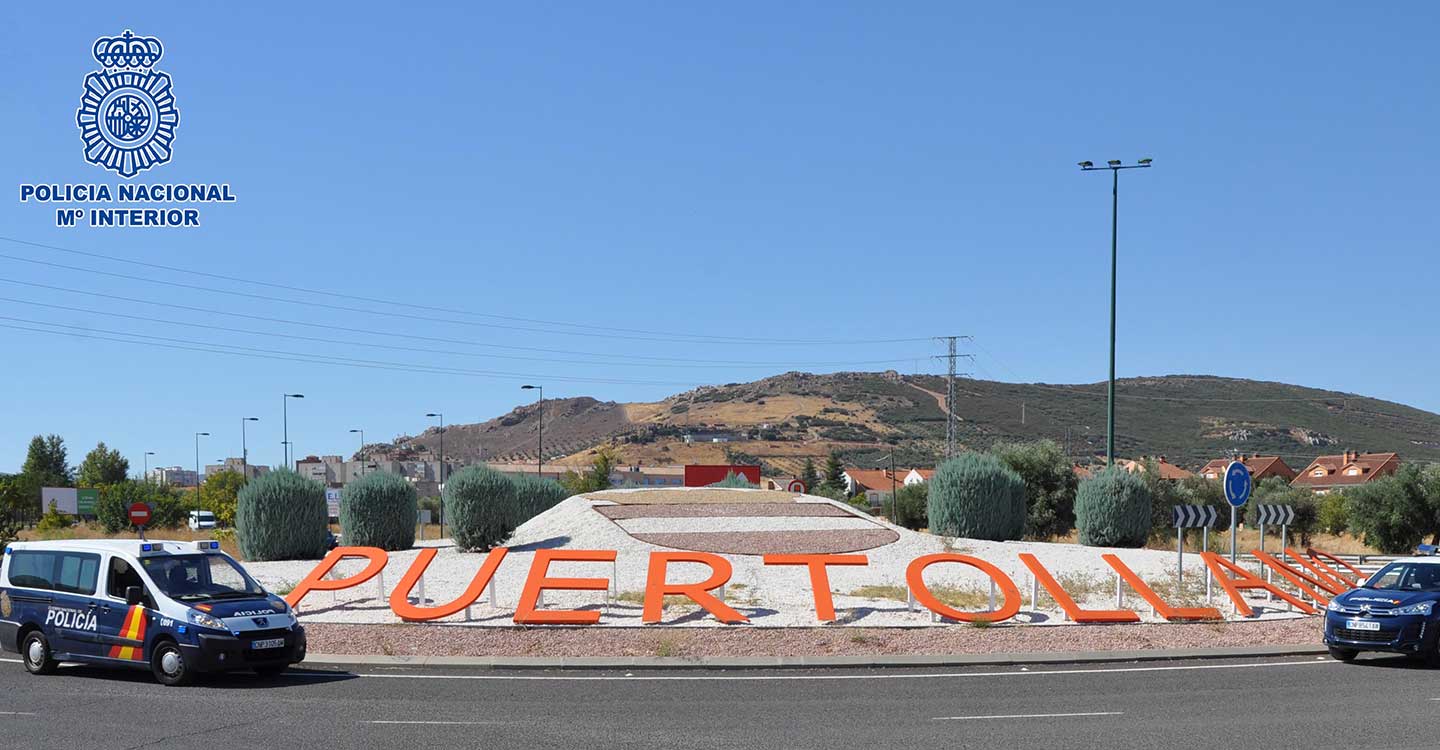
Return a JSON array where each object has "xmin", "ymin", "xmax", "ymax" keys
[
  {"xmin": 1394, "ymin": 601, "xmax": 1434, "ymax": 617},
  {"xmin": 266, "ymin": 596, "xmax": 289, "ymax": 613},
  {"xmin": 1326, "ymin": 599, "xmax": 1345, "ymax": 612},
  {"xmin": 189, "ymin": 610, "xmax": 227, "ymax": 630}
]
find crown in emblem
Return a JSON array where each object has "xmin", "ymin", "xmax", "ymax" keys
[{"xmin": 92, "ymin": 30, "xmax": 164, "ymax": 69}]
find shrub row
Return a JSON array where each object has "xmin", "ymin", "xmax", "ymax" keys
[{"xmin": 444, "ymin": 465, "xmax": 571, "ymax": 552}]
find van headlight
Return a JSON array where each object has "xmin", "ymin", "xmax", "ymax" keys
[
  {"xmin": 1394, "ymin": 601, "xmax": 1434, "ymax": 617},
  {"xmin": 189, "ymin": 610, "xmax": 227, "ymax": 630}
]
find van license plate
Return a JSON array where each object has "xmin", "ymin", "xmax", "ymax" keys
[
  {"xmin": 252, "ymin": 638, "xmax": 285, "ymax": 649},
  {"xmin": 1346, "ymin": 620, "xmax": 1381, "ymax": 631}
]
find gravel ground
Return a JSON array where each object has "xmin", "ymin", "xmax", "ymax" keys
[
  {"xmin": 590, "ymin": 488, "xmax": 802, "ymax": 504},
  {"xmin": 598, "ymin": 503, "xmax": 851, "ymax": 519},
  {"xmin": 633, "ymin": 529, "xmax": 902, "ymax": 555},
  {"xmin": 302, "ymin": 618, "xmax": 1323, "ymax": 658}
]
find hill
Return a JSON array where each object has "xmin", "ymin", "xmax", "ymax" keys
[{"xmin": 376, "ymin": 373, "xmax": 1440, "ymax": 475}]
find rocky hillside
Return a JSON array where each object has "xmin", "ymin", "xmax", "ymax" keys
[{"xmin": 376, "ymin": 372, "xmax": 1440, "ymax": 475}]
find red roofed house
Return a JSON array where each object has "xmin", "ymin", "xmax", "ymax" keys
[
  {"xmin": 1197, "ymin": 455, "xmax": 1297, "ymax": 483},
  {"xmin": 1115, "ymin": 456, "xmax": 1194, "ymax": 481},
  {"xmin": 1291, "ymin": 451, "xmax": 1400, "ymax": 493}
]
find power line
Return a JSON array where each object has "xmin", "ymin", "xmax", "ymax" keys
[
  {"xmin": 0, "ymin": 237, "xmax": 932, "ymax": 346},
  {"xmin": 0, "ymin": 316, "xmax": 699, "ymax": 386},
  {"xmin": 931, "ymin": 336, "xmax": 974, "ymax": 459},
  {"xmin": 0, "ymin": 294, "xmax": 931, "ymax": 371},
  {"xmin": 0, "ymin": 278, "xmax": 927, "ymax": 369}
]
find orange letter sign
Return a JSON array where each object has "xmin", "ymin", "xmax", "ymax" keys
[
  {"xmin": 389, "ymin": 547, "xmax": 508, "ymax": 621},
  {"xmin": 1101, "ymin": 554, "xmax": 1222, "ymax": 621},
  {"xmin": 1019, "ymin": 553, "xmax": 1138, "ymax": 623},
  {"xmin": 285, "ymin": 546, "xmax": 388, "ymax": 608},
  {"xmin": 763, "ymin": 554, "xmax": 869, "ymax": 621},
  {"xmin": 644, "ymin": 551, "xmax": 748, "ymax": 624},
  {"xmin": 513, "ymin": 549, "xmax": 617, "ymax": 625},
  {"xmin": 1251, "ymin": 550, "xmax": 1333, "ymax": 605},
  {"xmin": 1201, "ymin": 551, "xmax": 1316, "ymax": 617},
  {"xmin": 905, "ymin": 553, "xmax": 1021, "ymax": 623}
]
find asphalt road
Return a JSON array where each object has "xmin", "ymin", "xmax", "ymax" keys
[{"xmin": 1, "ymin": 653, "xmax": 1435, "ymax": 749}]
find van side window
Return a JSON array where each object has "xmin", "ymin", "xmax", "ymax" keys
[
  {"xmin": 106, "ymin": 558, "xmax": 146, "ymax": 600},
  {"xmin": 54, "ymin": 553, "xmax": 100, "ymax": 595},
  {"xmin": 8, "ymin": 551, "xmax": 56, "ymax": 590}
]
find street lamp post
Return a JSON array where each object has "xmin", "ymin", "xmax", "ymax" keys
[
  {"xmin": 888, "ymin": 450, "xmax": 899, "ymax": 526},
  {"xmin": 241, "ymin": 417, "xmax": 259, "ymax": 480},
  {"xmin": 143, "ymin": 451, "xmax": 155, "ymax": 482},
  {"xmin": 194, "ymin": 432, "xmax": 210, "ymax": 497},
  {"xmin": 425, "ymin": 412, "xmax": 445, "ymax": 536},
  {"xmin": 282, "ymin": 393, "xmax": 304, "ymax": 468},
  {"xmin": 521, "ymin": 385, "xmax": 543, "ymax": 476},
  {"xmin": 1077, "ymin": 158, "xmax": 1153, "ymax": 467},
  {"xmin": 349, "ymin": 429, "xmax": 365, "ymax": 480}
]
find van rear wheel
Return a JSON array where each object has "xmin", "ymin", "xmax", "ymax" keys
[
  {"xmin": 22, "ymin": 631, "xmax": 57, "ymax": 675},
  {"xmin": 150, "ymin": 641, "xmax": 193, "ymax": 686}
]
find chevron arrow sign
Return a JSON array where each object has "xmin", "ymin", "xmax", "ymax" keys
[
  {"xmin": 1172, "ymin": 505, "xmax": 1219, "ymax": 528},
  {"xmin": 1255, "ymin": 504, "xmax": 1295, "ymax": 525}
]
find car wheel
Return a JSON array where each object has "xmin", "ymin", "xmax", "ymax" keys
[
  {"xmin": 21, "ymin": 631, "xmax": 58, "ymax": 675},
  {"xmin": 1328, "ymin": 646, "xmax": 1358, "ymax": 662},
  {"xmin": 149, "ymin": 641, "xmax": 193, "ymax": 686}
]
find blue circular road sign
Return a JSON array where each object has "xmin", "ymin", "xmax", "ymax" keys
[{"xmin": 1223, "ymin": 461, "xmax": 1252, "ymax": 507}]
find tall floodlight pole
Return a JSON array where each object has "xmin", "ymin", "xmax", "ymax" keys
[
  {"xmin": 143, "ymin": 451, "xmax": 155, "ymax": 481},
  {"xmin": 521, "ymin": 385, "xmax": 543, "ymax": 476},
  {"xmin": 425, "ymin": 412, "xmax": 445, "ymax": 536},
  {"xmin": 349, "ymin": 429, "xmax": 365, "ymax": 480},
  {"xmin": 241, "ymin": 417, "xmax": 259, "ymax": 480},
  {"xmin": 194, "ymin": 432, "xmax": 210, "ymax": 496},
  {"xmin": 1077, "ymin": 158, "xmax": 1153, "ymax": 467},
  {"xmin": 282, "ymin": 393, "xmax": 305, "ymax": 468}
]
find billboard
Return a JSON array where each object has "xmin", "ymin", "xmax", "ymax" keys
[
  {"xmin": 325, "ymin": 488, "xmax": 342, "ymax": 518},
  {"xmin": 683, "ymin": 464, "xmax": 761, "ymax": 487},
  {"xmin": 76, "ymin": 488, "xmax": 99, "ymax": 515},
  {"xmin": 41, "ymin": 487, "xmax": 78, "ymax": 515}
]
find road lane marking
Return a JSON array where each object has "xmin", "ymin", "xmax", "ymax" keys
[
  {"xmin": 0, "ymin": 712, "xmax": 38, "ymax": 716},
  {"xmin": 286, "ymin": 658, "xmax": 1333, "ymax": 682},
  {"xmin": 365, "ymin": 720, "xmax": 503, "ymax": 726},
  {"xmin": 933, "ymin": 711, "xmax": 1122, "ymax": 721}
]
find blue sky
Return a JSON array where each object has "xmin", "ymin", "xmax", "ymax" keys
[{"xmin": 2, "ymin": 2, "xmax": 1436, "ymax": 472}]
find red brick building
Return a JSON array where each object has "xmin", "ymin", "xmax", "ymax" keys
[
  {"xmin": 1290, "ymin": 451, "xmax": 1400, "ymax": 493},
  {"xmin": 1197, "ymin": 455, "xmax": 1298, "ymax": 483}
]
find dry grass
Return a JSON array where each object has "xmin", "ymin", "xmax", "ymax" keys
[
  {"xmin": 614, "ymin": 591, "xmax": 698, "ymax": 609},
  {"xmin": 19, "ymin": 523, "xmax": 243, "ymax": 559},
  {"xmin": 848, "ymin": 584, "xmax": 988, "ymax": 610}
]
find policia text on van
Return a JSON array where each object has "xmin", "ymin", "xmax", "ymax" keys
[{"xmin": 0, "ymin": 539, "xmax": 305, "ymax": 685}]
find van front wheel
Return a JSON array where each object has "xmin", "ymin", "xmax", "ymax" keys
[
  {"xmin": 22, "ymin": 631, "xmax": 57, "ymax": 675},
  {"xmin": 150, "ymin": 641, "xmax": 193, "ymax": 686}
]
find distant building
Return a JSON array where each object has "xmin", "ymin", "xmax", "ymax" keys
[
  {"xmin": 1291, "ymin": 451, "xmax": 1400, "ymax": 493},
  {"xmin": 148, "ymin": 466, "xmax": 198, "ymax": 487},
  {"xmin": 682, "ymin": 431, "xmax": 738, "ymax": 444},
  {"xmin": 842, "ymin": 468, "xmax": 931, "ymax": 496},
  {"xmin": 203, "ymin": 458, "xmax": 270, "ymax": 481},
  {"xmin": 1115, "ymin": 456, "xmax": 1193, "ymax": 481},
  {"xmin": 1197, "ymin": 455, "xmax": 1297, "ymax": 483}
]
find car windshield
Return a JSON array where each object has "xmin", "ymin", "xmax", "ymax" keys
[
  {"xmin": 1364, "ymin": 562, "xmax": 1440, "ymax": 592},
  {"xmin": 140, "ymin": 554, "xmax": 265, "ymax": 602}
]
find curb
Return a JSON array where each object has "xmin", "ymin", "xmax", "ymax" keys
[{"xmin": 303, "ymin": 644, "xmax": 1328, "ymax": 671}]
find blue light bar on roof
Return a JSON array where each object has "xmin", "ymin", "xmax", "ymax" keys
[
  {"xmin": 1417, "ymin": 544, "xmax": 1437, "ymax": 556},
  {"xmin": 141, "ymin": 543, "xmax": 154, "ymax": 552},
  {"xmin": 193, "ymin": 540, "xmax": 220, "ymax": 551}
]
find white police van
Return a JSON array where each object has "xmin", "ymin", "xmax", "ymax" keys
[{"xmin": 0, "ymin": 539, "xmax": 305, "ymax": 685}]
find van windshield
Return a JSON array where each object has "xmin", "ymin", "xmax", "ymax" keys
[{"xmin": 140, "ymin": 554, "xmax": 264, "ymax": 602}]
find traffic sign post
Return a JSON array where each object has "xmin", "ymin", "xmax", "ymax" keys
[
  {"xmin": 1223, "ymin": 461, "xmax": 1252, "ymax": 564},
  {"xmin": 128, "ymin": 502, "xmax": 153, "ymax": 540},
  {"xmin": 1171, "ymin": 505, "xmax": 1218, "ymax": 593}
]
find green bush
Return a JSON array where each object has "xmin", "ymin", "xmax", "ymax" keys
[
  {"xmin": 708, "ymin": 472, "xmax": 759, "ymax": 488},
  {"xmin": 444, "ymin": 465, "xmax": 523, "ymax": 552},
  {"xmin": 1075, "ymin": 468, "xmax": 1153, "ymax": 547},
  {"xmin": 36, "ymin": 501, "xmax": 74, "ymax": 532},
  {"xmin": 927, "ymin": 453, "xmax": 1026, "ymax": 541},
  {"xmin": 1318, "ymin": 491, "xmax": 1349, "ymax": 535},
  {"xmin": 339, "ymin": 471, "xmax": 416, "ymax": 551},
  {"xmin": 892, "ymin": 482, "xmax": 929, "ymax": 530},
  {"xmin": 991, "ymin": 440, "xmax": 1077, "ymax": 540},
  {"xmin": 236, "ymin": 470, "xmax": 330, "ymax": 561},
  {"xmin": 512, "ymin": 474, "xmax": 569, "ymax": 521},
  {"xmin": 95, "ymin": 480, "xmax": 186, "ymax": 533},
  {"xmin": 1343, "ymin": 465, "xmax": 1433, "ymax": 553}
]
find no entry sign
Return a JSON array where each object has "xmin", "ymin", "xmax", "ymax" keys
[
  {"xmin": 787, "ymin": 479, "xmax": 806, "ymax": 493},
  {"xmin": 128, "ymin": 502, "xmax": 152, "ymax": 527}
]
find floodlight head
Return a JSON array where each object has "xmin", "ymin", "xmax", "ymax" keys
[
  {"xmin": 1107, "ymin": 159, "xmax": 1122, "ymax": 167},
  {"xmin": 1077, "ymin": 160, "xmax": 1094, "ymax": 168},
  {"xmin": 1137, "ymin": 157, "xmax": 1153, "ymax": 165},
  {"xmin": 521, "ymin": 385, "xmax": 538, "ymax": 390}
]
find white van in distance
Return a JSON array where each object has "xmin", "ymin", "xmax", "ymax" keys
[{"xmin": 187, "ymin": 511, "xmax": 216, "ymax": 531}]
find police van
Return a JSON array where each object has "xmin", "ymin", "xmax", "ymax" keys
[{"xmin": 0, "ymin": 539, "xmax": 305, "ymax": 685}]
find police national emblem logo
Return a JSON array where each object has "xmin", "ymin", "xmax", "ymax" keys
[
  {"xmin": 0, "ymin": 591, "xmax": 11, "ymax": 619},
  {"xmin": 75, "ymin": 30, "xmax": 180, "ymax": 178}
]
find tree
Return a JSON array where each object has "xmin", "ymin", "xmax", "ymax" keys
[
  {"xmin": 77, "ymin": 442, "xmax": 130, "ymax": 487},
  {"xmin": 198, "ymin": 469, "xmax": 246, "ymax": 527},
  {"xmin": 990, "ymin": 440, "xmax": 1077, "ymax": 540},
  {"xmin": 927, "ymin": 452, "xmax": 1027, "ymax": 541},
  {"xmin": 21, "ymin": 434, "xmax": 71, "ymax": 488},
  {"xmin": 1075, "ymin": 467, "xmax": 1153, "ymax": 548},
  {"xmin": 893, "ymin": 481, "xmax": 928, "ymax": 530},
  {"xmin": 561, "ymin": 446, "xmax": 618, "ymax": 495},
  {"xmin": 0, "ymin": 474, "xmax": 34, "ymax": 545},
  {"xmin": 1250, "ymin": 476, "xmax": 1321, "ymax": 544},
  {"xmin": 800, "ymin": 457, "xmax": 821, "ymax": 493},
  {"xmin": 820, "ymin": 452, "xmax": 847, "ymax": 496},
  {"xmin": 1345, "ymin": 465, "xmax": 1435, "ymax": 553}
]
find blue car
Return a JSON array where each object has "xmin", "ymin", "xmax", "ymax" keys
[{"xmin": 1324, "ymin": 556, "xmax": 1440, "ymax": 664}]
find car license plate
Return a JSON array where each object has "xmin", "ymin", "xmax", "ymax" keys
[
  {"xmin": 1346, "ymin": 619, "xmax": 1381, "ymax": 631},
  {"xmin": 252, "ymin": 638, "xmax": 285, "ymax": 650}
]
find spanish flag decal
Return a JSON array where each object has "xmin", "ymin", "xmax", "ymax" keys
[{"xmin": 107, "ymin": 605, "xmax": 147, "ymax": 661}]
